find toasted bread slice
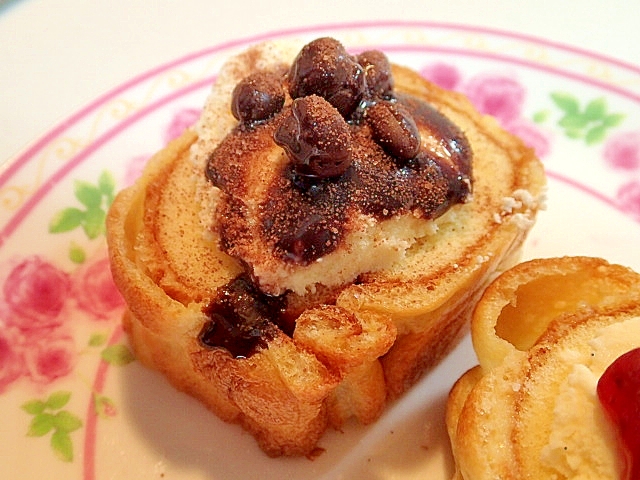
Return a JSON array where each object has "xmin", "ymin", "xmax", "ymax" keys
[
  {"xmin": 447, "ymin": 256, "xmax": 640, "ymax": 479},
  {"xmin": 106, "ymin": 39, "xmax": 545, "ymax": 456}
]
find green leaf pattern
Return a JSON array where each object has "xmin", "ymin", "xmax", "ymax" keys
[
  {"xmin": 101, "ymin": 344, "xmax": 136, "ymax": 366},
  {"xmin": 88, "ymin": 332, "xmax": 109, "ymax": 347},
  {"xmin": 21, "ymin": 336, "xmax": 135, "ymax": 463},
  {"xmin": 22, "ymin": 391, "xmax": 82, "ymax": 463},
  {"xmin": 19, "ymin": 169, "xmax": 138, "ymax": 461},
  {"xmin": 93, "ymin": 393, "xmax": 118, "ymax": 419},
  {"xmin": 48, "ymin": 170, "xmax": 117, "ymax": 261},
  {"xmin": 535, "ymin": 92, "xmax": 625, "ymax": 145}
]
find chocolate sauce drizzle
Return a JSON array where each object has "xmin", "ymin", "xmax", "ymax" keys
[
  {"xmin": 199, "ymin": 275, "xmax": 292, "ymax": 358},
  {"xmin": 200, "ymin": 38, "xmax": 473, "ymax": 357}
]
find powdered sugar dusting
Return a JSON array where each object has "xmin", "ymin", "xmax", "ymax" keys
[
  {"xmin": 190, "ymin": 40, "xmax": 301, "ymax": 170},
  {"xmin": 494, "ymin": 187, "xmax": 547, "ymax": 228},
  {"xmin": 190, "ymin": 40, "xmax": 302, "ymax": 231}
]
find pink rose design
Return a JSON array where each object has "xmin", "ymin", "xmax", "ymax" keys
[
  {"xmin": 617, "ymin": 180, "xmax": 640, "ymax": 221},
  {"xmin": 421, "ymin": 63, "xmax": 461, "ymax": 90},
  {"xmin": 0, "ymin": 327, "xmax": 24, "ymax": 393},
  {"xmin": 462, "ymin": 73, "xmax": 525, "ymax": 125},
  {"xmin": 3, "ymin": 256, "xmax": 71, "ymax": 331},
  {"xmin": 95, "ymin": 395, "xmax": 118, "ymax": 418},
  {"xmin": 505, "ymin": 118, "xmax": 553, "ymax": 158},
  {"xmin": 22, "ymin": 331, "xmax": 76, "ymax": 385},
  {"xmin": 123, "ymin": 154, "xmax": 150, "ymax": 187},
  {"xmin": 72, "ymin": 254, "xmax": 124, "ymax": 320},
  {"xmin": 604, "ymin": 130, "xmax": 640, "ymax": 171},
  {"xmin": 164, "ymin": 108, "xmax": 201, "ymax": 144}
]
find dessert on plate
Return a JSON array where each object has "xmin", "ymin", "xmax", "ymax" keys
[
  {"xmin": 106, "ymin": 37, "xmax": 546, "ymax": 456},
  {"xmin": 447, "ymin": 256, "xmax": 640, "ymax": 479}
]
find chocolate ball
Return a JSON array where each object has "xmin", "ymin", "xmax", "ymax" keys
[
  {"xmin": 274, "ymin": 95, "xmax": 353, "ymax": 178},
  {"xmin": 288, "ymin": 37, "xmax": 366, "ymax": 118}
]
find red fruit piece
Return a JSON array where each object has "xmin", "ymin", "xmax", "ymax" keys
[{"xmin": 597, "ymin": 347, "xmax": 640, "ymax": 480}]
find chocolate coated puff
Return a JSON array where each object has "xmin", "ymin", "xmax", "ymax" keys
[
  {"xmin": 231, "ymin": 71, "xmax": 285, "ymax": 123},
  {"xmin": 366, "ymin": 101, "xmax": 421, "ymax": 161},
  {"xmin": 288, "ymin": 37, "xmax": 366, "ymax": 118},
  {"xmin": 201, "ymin": 38, "xmax": 475, "ymax": 358},
  {"xmin": 274, "ymin": 95, "xmax": 352, "ymax": 178},
  {"xmin": 357, "ymin": 50, "xmax": 394, "ymax": 99}
]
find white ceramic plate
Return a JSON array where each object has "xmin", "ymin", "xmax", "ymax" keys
[{"xmin": 1, "ymin": 21, "xmax": 639, "ymax": 480}]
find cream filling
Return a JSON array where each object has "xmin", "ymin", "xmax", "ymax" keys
[
  {"xmin": 254, "ymin": 211, "xmax": 443, "ymax": 295},
  {"xmin": 191, "ymin": 40, "xmax": 302, "ymax": 231},
  {"xmin": 190, "ymin": 40, "xmax": 452, "ymax": 296},
  {"xmin": 189, "ymin": 39, "xmax": 540, "ymax": 295},
  {"xmin": 540, "ymin": 316, "xmax": 640, "ymax": 479}
]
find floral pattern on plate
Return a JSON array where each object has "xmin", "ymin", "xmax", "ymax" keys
[
  {"xmin": 1, "ymin": 21, "xmax": 639, "ymax": 480},
  {"xmin": 0, "ymin": 194, "xmax": 131, "ymax": 464}
]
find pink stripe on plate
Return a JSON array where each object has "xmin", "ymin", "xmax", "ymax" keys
[
  {"xmin": 0, "ymin": 76, "xmax": 215, "ymax": 247},
  {"xmin": 3, "ymin": 20, "xmax": 637, "ymax": 188},
  {"xmin": 1, "ymin": 21, "xmax": 639, "ymax": 247},
  {"xmin": 546, "ymin": 170, "xmax": 618, "ymax": 209},
  {"xmin": 357, "ymin": 43, "xmax": 640, "ymax": 103},
  {"xmin": 82, "ymin": 325, "xmax": 124, "ymax": 480}
]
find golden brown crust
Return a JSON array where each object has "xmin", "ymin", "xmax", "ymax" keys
[
  {"xmin": 106, "ymin": 51, "xmax": 545, "ymax": 456},
  {"xmin": 447, "ymin": 256, "xmax": 640, "ymax": 479}
]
